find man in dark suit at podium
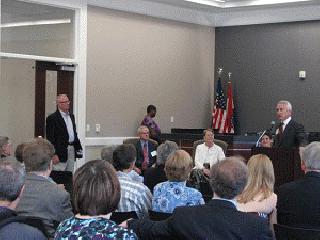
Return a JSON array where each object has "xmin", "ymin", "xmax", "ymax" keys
[{"xmin": 273, "ymin": 100, "xmax": 308, "ymax": 148}]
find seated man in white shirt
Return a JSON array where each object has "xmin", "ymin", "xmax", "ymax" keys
[{"xmin": 194, "ymin": 129, "xmax": 225, "ymax": 176}]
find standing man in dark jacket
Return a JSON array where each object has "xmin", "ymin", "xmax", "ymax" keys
[
  {"xmin": 46, "ymin": 94, "xmax": 82, "ymax": 172},
  {"xmin": 273, "ymin": 100, "xmax": 308, "ymax": 149}
]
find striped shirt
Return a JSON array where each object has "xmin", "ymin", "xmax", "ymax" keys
[{"xmin": 117, "ymin": 171, "xmax": 152, "ymax": 218}]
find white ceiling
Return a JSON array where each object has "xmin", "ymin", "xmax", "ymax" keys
[
  {"xmin": 2, "ymin": 0, "xmax": 320, "ymax": 27},
  {"xmin": 146, "ymin": 0, "xmax": 318, "ymax": 10},
  {"xmin": 88, "ymin": 0, "xmax": 320, "ymax": 26}
]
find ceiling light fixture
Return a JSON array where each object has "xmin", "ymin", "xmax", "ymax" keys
[
  {"xmin": 0, "ymin": 19, "xmax": 71, "ymax": 28},
  {"xmin": 185, "ymin": 0, "xmax": 312, "ymax": 7},
  {"xmin": 184, "ymin": 0, "xmax": 225, "ymax": 7},
  {"xmin": 248, "ymin": 0, "xmax": 312, "ymax": 5}
]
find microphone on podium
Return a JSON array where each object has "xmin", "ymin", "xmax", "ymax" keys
[
  {"xmin": 256, "ymin": 130, "xmax": 267, "ymax": 147},
  {"xmin": 269, "ymin": 121, "xmax": 275, "ymax": 131}
]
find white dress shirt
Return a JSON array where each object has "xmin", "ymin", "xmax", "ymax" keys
[
  {"xmin": 59, "ymin": 110, "xmax": 75, "ymax": 142},
  {"xmin": 194, "ymin": 143, "xmax": 225, "ymax": 169},
  {"xmin": 276, "ymin": 116, "xmax": 291, "ymax": 134}
]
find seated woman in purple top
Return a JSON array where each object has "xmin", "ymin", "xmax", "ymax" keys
[{"xmin": 152, "ymin": 150, "xmax": 205, "ymax": 213}]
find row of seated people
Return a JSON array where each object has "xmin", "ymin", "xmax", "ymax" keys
[{"xmin": 1, "ymin": 132, "xmax": 320, "ymax": 239}]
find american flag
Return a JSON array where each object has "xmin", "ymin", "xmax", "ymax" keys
[
  {"xmin": 212, "ymin": 77, "xmax": 226, "ymax": 132},
  {"xmin": 223, "ymin": 81, "xmax": 234, "ymax": 134}
]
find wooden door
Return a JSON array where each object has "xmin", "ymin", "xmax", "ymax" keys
[{"xmin": 34, "ymin": 61, "xmax": 74, "ymax": 137}]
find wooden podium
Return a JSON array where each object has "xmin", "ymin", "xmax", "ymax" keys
[{"xmin": 251, "ymin": 147, "xmax": 304, "ymax": 188}]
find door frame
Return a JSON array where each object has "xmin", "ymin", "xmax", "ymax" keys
[{"xmin": 34, "ymin": 61, "xmax": 75, "ymax": 137}]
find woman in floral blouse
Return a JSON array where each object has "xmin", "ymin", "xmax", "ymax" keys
[
  {"xmin": 54, "ymin": 160, "xmax": 137, "ymax": 240},
  {"xmin": 152, "ymin": 150, "xmax": 204, "ymax": 213}
]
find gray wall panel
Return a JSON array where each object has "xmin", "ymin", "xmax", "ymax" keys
[{"xmin": 215, "ymin": 21, "xmax": 320, "ymax": 134}]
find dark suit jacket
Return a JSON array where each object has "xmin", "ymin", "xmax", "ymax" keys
[
  {"xmin": 135, "ymin": 140, "xmax": 156, "ymax": 169},
  {"xmin": 129, "ymin": 199, "xmax": 273, "ymax": 240},
  {"xmin": 144, "ymin": 165, "xmax": 167, "ymax": 193},
  {"xmin": 46, "ymin": 110, "xmax": 82, "ymax": 162},
  {"xmin": 16, "ymin": 173, "xmax": 73, "ymax": 236},
  {"xmin": 273, "ymin": 119, "xmax": 308, "ymax": 149},
  {"xmin": 277, "ymin": 171, "xmax": 320, "ymax": 228},
  {"xmin": 0, "ymin": 207, "xmax": 46, "ymax": 240}
]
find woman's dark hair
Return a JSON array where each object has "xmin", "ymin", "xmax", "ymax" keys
[
  {"xmin": 73, "ymin": 160, "xmax": 120, "ymax": 216},
  {"xmin": 263, "ymin": 131, "xmax": 272, "ymax": 139}
]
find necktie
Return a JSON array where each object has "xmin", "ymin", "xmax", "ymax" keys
[
  {"xmin": 279, "ymin": 122, "xmax": 284, "ymax": 134},
  {"xmin": 142, "ymin": 143, "xmax": 149, "ymax": 170}
]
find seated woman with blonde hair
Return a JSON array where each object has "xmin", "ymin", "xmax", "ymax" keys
[
  {"xmin": 237, "ymin": 154, "xmax": 277, "ymax": 219},
  {"xmin": 152, "ymin": 150, "xmax": 204, "ymax": 213}
]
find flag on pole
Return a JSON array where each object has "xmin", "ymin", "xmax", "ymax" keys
[
  {"xmin": 223, "ymin": 81, "xmax": 235, "ymax": 134},
  {"xmin": 212, "ymin": 77, "xmax": 226, "ymax": 132}
]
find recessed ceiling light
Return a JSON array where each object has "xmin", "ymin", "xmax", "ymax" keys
[
  {"xmin": 184, "ymin": 0, "xmax": 225, "ymax": 7},
  {"xmin": 184, "ymin": 0, "xmax": 312, "ymax": 7}
]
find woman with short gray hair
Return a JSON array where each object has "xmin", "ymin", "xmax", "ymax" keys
[{"xmin": 144, "ymin": 140, "xmax": 179, "ymax": 193}]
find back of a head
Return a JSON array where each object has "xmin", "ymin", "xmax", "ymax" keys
[
  {"xmin": 0, "ymin": 136, "xmax": 9, "ymax": 155},
  {"xmin": 302, "ymin": 142, "xmax": 320, "ymax": 170},
  {"xmin": 156, "ymin": 140, "xmax": 179, "ymax": 166},
  {"xmin": 210, "ymin": 158, "xmax": 248, "ymax": 199},
  {"xmin": 165, "ymin": 150, "xmax": 192, "ymax": 181},
  {"xmin": 101, "ymin": 145, "xmax": 116, "ymax": 164},
  {"xmin": 238, "ymin": 154, "xmax": 274, "ymax": 203},
  {"xmin": 0, "ymin": 160, "xmax": 25, "ymax": 202},
  {"xmin": 147, "ymin": 105, "xmax": 156, "ymax": 114},
  {"xmin": 15, "ymin": 143, "xmax": 27, "ymax": 163},
  {"xmin": 23, "ymin": 138, "xmax": 55, "ymax": 172},
  {"xmin": 73, "ymin": 160, "xmax": 120, "ymax": 216},
  {"xmin": 112, "ymin": 144, "xmax": 136, "ymax": 171}
]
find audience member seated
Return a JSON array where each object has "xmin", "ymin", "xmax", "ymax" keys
[
  {"xmin": 0, "ymin": 160, "xmax": 46, "ymax": 240},
  {"xmin": 0, "ymin": 136, "xmax": 15, "ymax": 161},
  {"xmin": 16, "ymin": 138, "xmax": 73, "ymax": 237},
  {"xmin": 113, "ymin": 144, "xmax": 152, "ymax": 219},
  {"xmin": 277, "ymin": 141, "xmax": 320, "ymax": 228},
  {"xmin": 152, "ymin": 150, "xmax": 204, "ymax": 213},
  {"xmin": 54, "ymin": 160, "xmax": 137, "ymax": 240},
  {"xmin": 144, "ymin": 140, "xmax": 179, "ymax": 193},
  {"xmin": 237, "ymin": 154, "xmax": 277, "ymax": 220},
  {"xmin": 101, "ymin": 145, "xmax": 117, "ymax": 164},
  {"xmin": 134, "ymin": 126, "xmax": 157, "ymax": 175},
  {"xmin": 126, "ymin": 157, "xmax": 273, "ymax": 240},
  {"xmin": 260, "ymin": 132, "xmax": 273, "ymax": 148},
  {"xmin": 15, "ymin": 142, "xmax": 27, "ymax": 163},
  {"xmin": 194, "ymin": 129, "xmax": 225, "ymax": 176},
  {"xmin": 141, "ymin": 104, "xmax": 161, "ymax": 144}
]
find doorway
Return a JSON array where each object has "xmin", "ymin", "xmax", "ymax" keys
[{"xmin": 34, "ymin": 61, "xmax": 75, "ymax": 137}]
